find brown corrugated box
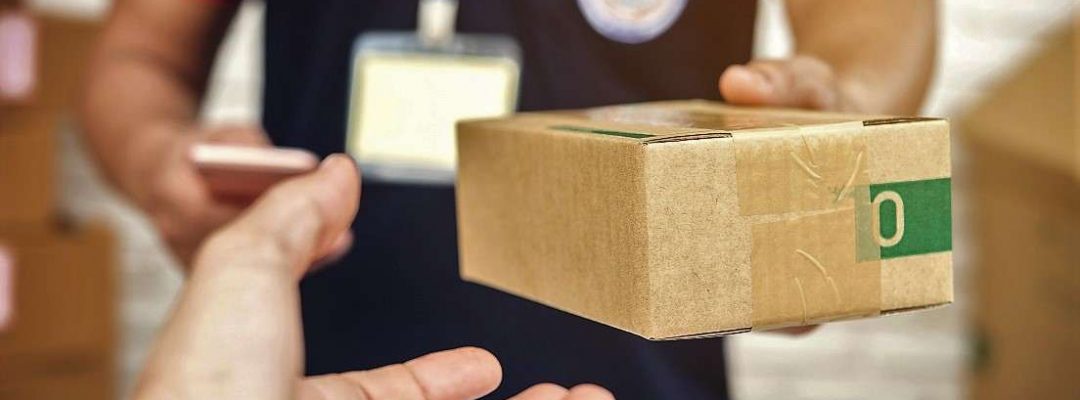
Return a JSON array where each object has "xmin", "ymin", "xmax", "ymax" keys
[
  {"xmin": 0, "ymin": 13, "xmax": 100, "ymax": 110},
  {"xmin": 457, "ymin": 100, "xmax": 954, "ymax": 340},
  {"xmin": 0, "ymin": 222, "xmax": 115, "ymax": 400},
  {"xmin": 0, "ymin": 14, "xmax": 100, "ymax": 224},
  {"xmin": 958, "ymin": 18, "xmax": 1080, "ymax": 400},
  {"xmin": 0, "ymin": 108, "xmax": 57, "ymax": 224},
  {"xmin": 959, "ymin": 20, "xmax": 1079, "ymax": 182},
  {"xmin": 965, "ymin": 145, "xmax": 1079, "ymax": 400},
  {"xmin": 0, "ymin": 13, "xmax": 112, "ymax": 398}
]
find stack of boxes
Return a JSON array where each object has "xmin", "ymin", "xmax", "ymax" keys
[
  {"xmin": 0, "ymin": 12, "xmax": 115, "ymax": 399},
  {"xmin": 958, "ymin": 17, "xmax": 1080, "ymax": 400}
]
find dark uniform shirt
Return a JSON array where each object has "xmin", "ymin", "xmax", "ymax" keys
[{"xmin": 261, "ymin": 1, "xmax": 757, "ymax": 398}]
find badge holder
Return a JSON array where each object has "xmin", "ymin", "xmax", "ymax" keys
[
  {"xmin": 347, "ymin": 0, "xmax": 521, "ymax": 184},
  {"xmin": 0, "ymin": 1, "xmax": 37, "ymax": 105}
]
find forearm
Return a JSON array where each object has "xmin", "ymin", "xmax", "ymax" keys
[
  {"xmin": 136, "ymin": 250, "xmax": 302, "ymax": 400},
  {"xmin": 133, "ymin": 156, "xmax": 359, "ymax": 399},
  {"xmin": 786, "ymin": 0, "xmax": 937, "ymax": 115},
  {"xmin": 79, "ymin": 0, "xmax": 236, "ymax": 199},
  {"xmin": 81, "ymin": 44, "xmax": 201, "ymax": 201}
]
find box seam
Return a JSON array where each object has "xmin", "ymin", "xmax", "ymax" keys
[{"xmin": 638, "ymin": 142, "xmax": 656, "ymax": 338}]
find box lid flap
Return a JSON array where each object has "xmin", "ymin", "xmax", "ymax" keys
[{"xmin": 487, "ymin": 100, "xmax": 933, "ymax": 145}]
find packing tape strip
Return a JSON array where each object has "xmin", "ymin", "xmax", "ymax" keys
[{"xmin": 734, "ymin": 123, "xmax": 882, "ymax": 330}]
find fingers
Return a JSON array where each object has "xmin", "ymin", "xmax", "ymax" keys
[
  {"xmin": 719, "ymin": 56, "xmax": 841, "ymax": 111},
  {"xmin": 510, "ymin": 384, "xmax": 614, "ymax": 400},
  {"xmin": 718, "ymin": 64, "xmax": 774, "ymax": 106},
  {"xmin": 771, "ymin": 324, "xmax": 819, "ymax": 335},
  {"xmin": 251, "ymin": 154, "xmax": 360, "ymax": 269},
  {"xmin": 299, "ymin": 347, "xmax": 502, "ymax": 400},
  {"xmin": 147, "ymin": 134, "xmax": 245, "ymax": 266},
  {"xmin": 126, "ymin": 124, "xmax": 270, "ymax": 266},
  {"xmin": 401, "ymin": 347, "xmax": 502, "ymax": 400},
  {"xmin": 564, "ymin": 384, "xmax": 614, "ymax": 400},
  {"xmin": 509, "ymin": 383, "xmax": 567, "ymax": 400},
  {"xmin": 310, "ymin": 230, "xmax": 354, "ymax": 273}
]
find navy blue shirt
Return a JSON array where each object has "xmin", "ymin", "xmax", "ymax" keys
[{"xmin": 262, "ymin": 1, "xmax": 756, "ymax": 398}]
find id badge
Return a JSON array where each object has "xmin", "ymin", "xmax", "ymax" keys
[
  {"xmin": 0, "ymin": 8, "xmax": 37, "ymax": 103},
  {"xmin": 347, "ymin": 0, "xmax": 520, "ymax": 183}
]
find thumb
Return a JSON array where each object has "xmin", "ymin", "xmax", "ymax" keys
[
  {"xmin": 719, "ymin": 56, "xmax": 840, "ymax": 111},
  {"xmin": 228, "ymin": 154, "xmax": 361, "ymax": 275}
]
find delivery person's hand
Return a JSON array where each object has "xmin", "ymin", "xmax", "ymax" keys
[
  {"xmin": 719, "ymin": 56, "xmax": 855, "ymax": 112},
  {"xmin": 718, "ymin": 0, "xmax": 935, "ymax": 115},
  {"xmin": 719, "ymin": 59, "xmax": 835, "ymax": 337},
  {"xmin": 130, "ymin": 124, "xmax": 272, "ymax": 266},
  {"xmin": 717, "ymin": 0, "xmax": 936, "ymax": 336},
  {"xmin": 133, "ymin": 153, "xmax": 614, "ymax": 400},
  {"xmin": 80, "ymin": 0, "xmax": 282, "ymax": 267}
]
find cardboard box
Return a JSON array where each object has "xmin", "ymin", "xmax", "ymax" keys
[
  {"xmin": 0, "ymin": 12, "xmax": 112, "ymax": 399},
  {"xmin": 959, "ymin": 22, "xmax": 1079, "ymax": 182},
  {"xmin": 0, "ymin": 222, "xmax": 115, "ymax": 391},
  {"xmin": 0, "ymin": 108, "xmax": 57, "ymax": 224},
  {"xmin": 0, "ymin": 222, "xmax": 115, "ymax": 354},
  {"xmin": 964, "ymin": 145, "xmax": 1079, "ymax": 400},
  {"xmin": 1, "ymin": 13, "xmax": 100, "ymax": 111},
  {"xmin": 0, "ymin": 364, "xmax": 112, "ymax": 400},
  {"xmin": 456, "ymin": 100, "xmax": 954, "ymax": 340},
  {"xmin": 959, "ymin": 18, "xmax": 1080, "ymax": 400},
  {"xmin": 0, "ymin": 13, "xmax": 99, "ymax": 224}
]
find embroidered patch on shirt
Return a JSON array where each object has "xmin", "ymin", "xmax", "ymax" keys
[{"xmin": 577, "ymin": 0, "xmax": 687, "ymax": 44}]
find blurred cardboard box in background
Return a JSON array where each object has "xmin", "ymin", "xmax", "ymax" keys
[
  {"xmin": 0, "ymin": 11, "xmax": 113, "ymax": 400},
  {"xmin": 0, "ymin": 223, "xmax": 115, "ymax": 400},
  {"xmin": 0, "ymin": 12, "xmax": 98, "ymax": 110},
  {"xmin": 1, "ymin": 14, "xmax": 98, "ymax": 224},
  {"xmin": 0, "ymin": 108, "xmax": 57, "ymax": 224},
  {"xmin": 961, "ymin": 18, "xmax": 1080, "ymax": 182},
  {"xmin": 457, "ymin": 101, "xmax": 953, "ymax": 340},
  {"xmin": 959, "ymin": 16, "xmax": 1080, "ymax": 400}
]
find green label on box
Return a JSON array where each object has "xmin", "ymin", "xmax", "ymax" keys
[
  {"xmin": 858, "ymin": 178, "xmax": 952, "ymax": 259},
  {"xmin": 550, "ymin": 125, "xmax": 654, "ymax": 139}
]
